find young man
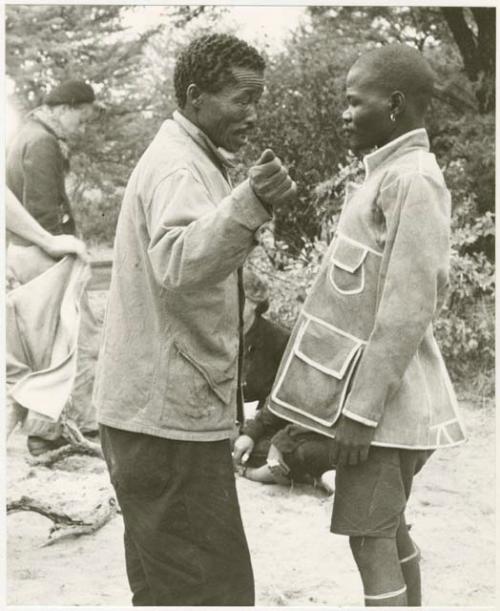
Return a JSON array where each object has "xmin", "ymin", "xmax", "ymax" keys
[
  {"xmin": 268, "ymin": 44, "xmax": 466, "ymax": 606},
  {"xmin": 94, "ymin": 34, "xmax": 296, "ymax": 606}
]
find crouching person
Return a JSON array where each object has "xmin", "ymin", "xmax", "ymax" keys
[{"xmin": 235, "ymin": 269, "xmax": 336, "ymax": 491}]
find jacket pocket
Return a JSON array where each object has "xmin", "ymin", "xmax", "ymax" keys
[
  {"xmin": 329, "ymin": 234, "xmax": 370, "ymax": 295},
  {"xmin": 271, "ymin": 314, "xmax": 364, "ymax": 427},
  {"xmin": 172, "ymin": 341, "xmax": 235, "ymax": 408}
]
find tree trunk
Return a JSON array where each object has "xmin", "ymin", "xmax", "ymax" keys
[{"xmin": 441, "ymin": 7, "xmax": 495, "ymax": 113}]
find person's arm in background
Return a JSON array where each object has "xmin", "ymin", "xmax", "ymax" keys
[
  {"xmin": 6, "ymin": 187, "xmax": 87, "ymax": 260},
  {"xmin": 233, "ymin": 401, "xmax": 287, "ymax": 465}
]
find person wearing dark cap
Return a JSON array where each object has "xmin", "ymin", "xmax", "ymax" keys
[
  {"xmin": 6, "ymin": 79, "xmax": 98, "ymax": 455},
  {"xmin": 6, "ymin": 79, "xmax": 96, "ymax": 236}
]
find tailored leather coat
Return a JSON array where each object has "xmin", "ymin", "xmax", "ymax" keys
[{"xmin": 269, "ymin": 130, "xmax": 466, "ymax": 449}]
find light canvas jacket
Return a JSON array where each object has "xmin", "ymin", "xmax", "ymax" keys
[
  {"xmin": 94, "ymin": 112, "xmax": 271, "ymax": 441},
  {"xmin": 269, "ymin": 129, "xmax": 466, "ymax": 449}
]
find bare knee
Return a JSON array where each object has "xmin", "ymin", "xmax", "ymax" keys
[
  {"xmin": 349, "ymin": 536, "xmax": 375, "ymax": 570},
  {"xmin": 349, "ymin": 536, "xmax": 398, "ymax": 572}
]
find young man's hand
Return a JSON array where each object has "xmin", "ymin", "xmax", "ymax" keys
[
  {"xmin": 249, "ymin": 148, "xmax": 297, "ymax": 207},
  {"xmin": 232, "ymin": 434, "xmax": 255, "ymax": 465},
  {"xmin": 331, "ymin": 415, "xmax": 376, "ymax": 466}
]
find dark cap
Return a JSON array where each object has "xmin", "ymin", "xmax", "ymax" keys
[{"xmin": 44, "ymin": 80, "xmax": 96, "ymax": 106}]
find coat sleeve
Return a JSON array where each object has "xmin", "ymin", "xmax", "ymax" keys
[
  {"xmin": 146, "ymin": 168, "xmax": 271, "ymax": 290},
  {"xmin": 242, "ymin": 401, "xmax": 286, "ymax": 442},
  {"xmin": 21, "ymin": 135, "xmax": 68, "ymax": 233},
  {"xmin": 341, "ymin": 171, "xmax": 451, "ymax": 427}
]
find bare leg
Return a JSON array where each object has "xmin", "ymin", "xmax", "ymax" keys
[
  {"xmin": 350, "ymin": 536, "xmax": 408, "ymax": 606},
  {"xmin": 397, "ymin": 514, "xmax": 422, "ymax": 606},
  {"xmin": 243, "ymin": 464, "xmax": 277, "ymax": 484}
]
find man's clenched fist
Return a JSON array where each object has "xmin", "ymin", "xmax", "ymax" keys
[{"xmin": 249, "ymin": 148, "xmax": 297, "ymax": 207}]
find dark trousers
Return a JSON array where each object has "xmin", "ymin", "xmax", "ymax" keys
[{"xmin": 100, "ymin": 425, "xmax": 255, "ymax": 606}]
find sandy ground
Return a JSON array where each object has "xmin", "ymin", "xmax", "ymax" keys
[{"xmin": 5, "ymin": 399, "xmax": 495, "ymax": 608}]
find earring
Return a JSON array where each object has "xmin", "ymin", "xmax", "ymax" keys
[{"xmin": 390, "ymin": 111, "xmax": 397, "ymax": 122}]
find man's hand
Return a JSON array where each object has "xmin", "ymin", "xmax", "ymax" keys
[
  {"xmin": 249, "ymin": 148, "xmax": 297, "ymax": 207},
  {"xmin": 331, "ymin": 415, "xmax": 376, "ymax": 466},
  {"xmin": 232, "ymin": 434, "xmax": 255, "ymax": 466},
  {"xmin": 43, "ymin": 234, "xmax": 89, "ymax": 262}
]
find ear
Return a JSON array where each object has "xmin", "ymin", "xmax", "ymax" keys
[
  {"xmin": 389, "ymin": 91, "xmax": 406, "ymax": 118},
  {"xmin": 186, "ymin": 83, "xmax": 204, "ymax": 110}
]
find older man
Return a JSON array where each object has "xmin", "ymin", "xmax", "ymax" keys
[
  {"xmin": 7, "ymin": 80, "xmax": 98, "ymax": 455},
  {"xmin": 7, "ymin": 79, "xmax": 96, "ymax": 236},
  {"xmin": 94, "ymin": 34, "xmax": 296, "ymax": 606}
]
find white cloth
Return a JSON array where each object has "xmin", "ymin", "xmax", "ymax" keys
[{"xmin": 6, "ymin": 245, "xmax": 90, "ymax": 423}]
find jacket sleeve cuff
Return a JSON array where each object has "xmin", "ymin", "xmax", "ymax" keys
[
  {"xmin": 342, "ymin": 408, "xmax": 378, "ymax": 428},
  {"xmin": 220, "ymin": 179, "xmax": 272, "ymax": 231}
]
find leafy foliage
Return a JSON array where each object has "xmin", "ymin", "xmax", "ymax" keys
[{"xmin": 5, "ymin": 5, "xmax": 495, "ymax": 391}]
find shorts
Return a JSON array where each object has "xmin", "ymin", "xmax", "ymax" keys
[{"xmin": 331, "ymin": 446, "xmax": 432, "ymax": 538}]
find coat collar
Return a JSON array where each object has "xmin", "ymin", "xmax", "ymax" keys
[
  {"xmin": 363, "ymin": 128, "xmax": 429, "ymax": 179},
  {"xmin": 29, "ymin": 113, "xmax": 65, "ymax": 142},
  {"xmin": 172, "ymin": 110, "xmax": 237, "ymax": 172}
]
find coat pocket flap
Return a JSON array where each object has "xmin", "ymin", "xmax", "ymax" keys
[
  {"xmin": 270, "ymin": 315, "xmax": 364, "ymax": 428},
  {"xmin": 331, "ymin": 235, "xmax": 368, "ymax": 273},
  {"xmin": 295, "ymin": 318, "xmax": 363, "ymax": 379}
]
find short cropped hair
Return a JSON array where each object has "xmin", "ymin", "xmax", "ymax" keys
[
  {"xmin": 353, "ymin": 44, "xmax": 436, "ymax": 113},
  {"xmin": 174, "ymin": 33, "xmax": 266, "ymax": 108}
]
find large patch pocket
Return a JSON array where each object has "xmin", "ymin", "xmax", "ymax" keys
[
  {"xmin": 329, "ymin": 234, "xmax": 370, "ymax": 295},
  {"xmin": 271, "ymin": 315, "xmax": 364, "ymax": 427}
]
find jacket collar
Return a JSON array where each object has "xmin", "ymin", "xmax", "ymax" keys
[
  {"xmin": 363, "ymin": 128, "xmax": 429, "ymax": 178},
  {"xmin": 172, "ymin": 110, "xmax": 237, "ymax": 172},
  {"xmin": 29, "ymin": 113, "xmax": 65, "ymax": 142}
]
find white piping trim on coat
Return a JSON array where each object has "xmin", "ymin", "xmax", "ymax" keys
[
  {"xmin": 436, "ymin": 346, "xmax": 467, "ymax": 437},
  {"xmin": 302, "ymin": 312, "xmax": 368, "ymax": 345},
  {"xmin": 342, "ymin": 408, "xmax": 378, "ymax": 428},
  {"xmin": 330, "ymin": 262, "xmax": 365, "ymax": 295},
  {"xmin": 270, "ymin": 315, "xmax": 364, "ymax": 428},
  {"xmin": 370, "ymin": 438, "xmax": 465, "ymax": 450},
  {"xmin": 336, "ymin": 231, "xmax": 383, "ymax": 257},
  {"xmin": 264, "ymin": 405, "xmax": 468, "ymax": 449},
  {"xmin": 295, "ymin": 343, "xmax": 361, "ymax": 379},
  {"xmin": 363, "ymin": 128, "xmax": 427, "ymax": 177},
  {"xmin": 270, "ymin": 346, "xmax": 363, "ymax": 428},
  {"xmin": 429, "ymin": 418, "xmax": 459, "ymax": 430}
]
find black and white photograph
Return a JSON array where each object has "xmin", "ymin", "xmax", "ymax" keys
[{"xmin": 3, "ymin": 3, "xmax": 496, "ymax": 608}]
